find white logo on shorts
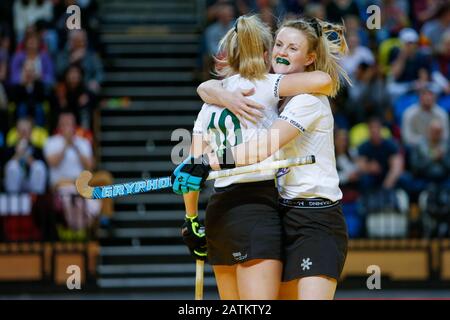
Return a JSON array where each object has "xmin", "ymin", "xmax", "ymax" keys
[
  {"xmin": 232, "ymin": 252, "xmax": 248, "ymax": 261},
  {"xmin": 301, "ymin": 258, "xmax": 312, "ymax": 271}
]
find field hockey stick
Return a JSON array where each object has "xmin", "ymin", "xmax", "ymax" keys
[
  {"xmin": 195, "ymin": 259, "xmax": 204, "ymax": 300},
  {"xmin": 76, "ymin": 155, "xmax": 315, "ymax": 199}
]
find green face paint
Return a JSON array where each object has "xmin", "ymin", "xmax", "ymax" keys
[{"xmin": 276, "ymin": 57, "xmax": 290, "ymax": 65}]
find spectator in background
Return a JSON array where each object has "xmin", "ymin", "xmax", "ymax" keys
[
  {"xmin": 44, "ymin": 110, "xmax": 99, "ymax": 237},
  {"xmin": 0, "ymin": 25, "xmax": 10, "ymax": 141},
  {"xmin": 346, "ymin": 62, "xmax": 390, "ymax": 125},
  {"xmin": 421, "ymin": 2, "xmax": 450, "ymax": 52},
  {"xmin": 325, "ymin": 0, "xmax": 360, "ymax": 23},
  {"xmin": 344, "ymin": 14, "xmax": 369, "ymax": 47},
  {"xmin": 15, "ymin": 24, "xmax": 48, "ymax": 52},
  {"xmin": 57, "ymin": 29, "xmax": 103, "ymax": 94},
  {"xmin": 410, "ymin": 119, "xmax": 450, "ymax": 188},
  {"xmin": 202, "ymin": 3, "xmax": 235, "ymax": 79},
  {"xmin": 204, "ymin": 3, "xmax": 235, "ymax": 56},
  {"xmin": 52, "ymin": 0, "xmax": 77, "ymax": 51},
  {"xmin": 431, "ymin": 29, "xmax": 450, "ymax": 95},
  {"xmin": 44, "ymin": 112, "xmax": 94, "ymax": 188},
  {"xmin": 5, "ymin": 112, "xmax": 48, "ymax": 149},
  {"xmin": 335, "ymin": 128, "xmax": 363, "ymax": 237},
  {"xmin": 3, "ymin": 117, "xmax": 47, "ymax": 194},
  {"xmin": 341, "ymin": 31, "xmax": 375, "ymax": 78},
  {"xmin": 412, "ymin": 0, "xmax": 446, "ymax": 29},
  {"xmin": 206, "ymin": 0, "xmax": 240, "ymax": 25},
  {"xmin": 259, "ymin": 4, "xmax": 277, "ymax": 31},
  {"xmin": 357, "ymin": 117, "xmax": 404, "ymax": 191},
  {"xmin": 377, "ymin": 0, "xmax": 409, "ymax": 43},
  {"xmin": 304, "ymin": 2, "xmax": 326, "ymax": 20},
  {"xmin": 10, "ymin": 30, "xmax": 55, "ymax": 87},
  {"xmin": 52, "ymin": 0, "xmax": 100, "ymax": 52},
  {"xmin": 0, "ymin": 31, "xmax": 8, "ymax": 84},
  {"xmin": 10, "ymin": 60, "xmax": 48, "ymax": 126},
  {"xmin": 387, "ymin": 27, "xmax": 432, "ymax": 100},
  {"xmin": 34, "ymin": 19, "xmax": 59, "ymax": 58},
  {"xmin": 331, "ymin": 92, "xmax": 351, "ymax": 130},
  {"xmin": 55, "ymin": 64, "xmax": 96, "ymax": 130},
  {"xmin": 255, "ymin": 0, "xmax": 286, "ymax": 30},
  {"xmin": 13, "ymin": 0, "xmax": 53, "ymax": 42},
  {"xmin": 74, "ymin": 0, "xmax": 100, "ymax": 51},
  {"xmin": 281, "ymin": 0, "xmax": 308, "ymax": 16},
  {"xmin": 336, "ymin": 128, "xmax": 361, "ymax": 194},
  {"xmin": 401, "ymin": 85, "xmax": 449, "ymax": 146}
]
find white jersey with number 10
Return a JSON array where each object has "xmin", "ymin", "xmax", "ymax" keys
[{"xmin": 193, "ymin": 73, "xmax": 283, "ymax": 188}]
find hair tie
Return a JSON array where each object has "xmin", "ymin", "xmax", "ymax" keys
[
  {"xmin": 233, "ymin": 17, "xmax": 241, "ymax": 34},
  {"xmin": 306, "ymin": 17, "xmax": 322, "ymax": 37}
]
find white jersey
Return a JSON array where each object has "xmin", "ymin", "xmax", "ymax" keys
[
  {"xmin": 193, "ymin": 73, "xmax": 283, "ymax": 188},
  {"xmin": 276, "ymin": 94, "xmax": 342, "ymax": 202}
]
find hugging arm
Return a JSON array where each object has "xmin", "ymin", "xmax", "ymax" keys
[
  {"xmin": 196, "ymin": 71, "xmax": 332, "ymax": 125},
  {"xmin": 208, "ymin": 119, "xmax": 301, "ymax": 170},
  {"xmin": 197, "ymin": 80, "xmax": 265, "ymax": 126},
  {"xmin": 208, "ymin": 95, "xmax": 322, "ymax": 169},
  {"xmin": 277, "ymin": 71, "xmax": 332, "ymax": 97}
]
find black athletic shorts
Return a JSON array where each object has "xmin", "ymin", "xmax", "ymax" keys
[
  {"xmin": 205, "ymin": 180, "xmax": 282, "ymax": 265},
  {"xmin": 279, "ymin": 199, "xmax": 348, "ymax": 282}
]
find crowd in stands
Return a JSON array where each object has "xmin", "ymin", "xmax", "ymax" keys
[
  {"xmin": 203, "ymin": 0, "xmax": 450, "ymax": 238},
  {"xmin": 0, "ymin": 0, "xmax": 107, "ymax": 242}
]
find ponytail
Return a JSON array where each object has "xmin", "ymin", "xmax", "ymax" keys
[{"xmin": 215, "ymin": 15, "xmax": 273, "ymax": 81}]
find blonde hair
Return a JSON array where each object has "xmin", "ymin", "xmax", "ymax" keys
[
  {"xmin": 215, "ymin": 15, "xmax": 273, "ymax": 81},
  {"xmin": 278, "ymin": 17, "xmax": 351, "ymax": 97}
]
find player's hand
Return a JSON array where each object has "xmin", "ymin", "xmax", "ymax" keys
[
  {"xmin": 221, "ymin": 88, "xmax": 265, "ymax": 128},
  {"xmin": 171, "ymin": 155, "xmax": 211, "ymax": 194},
  {"xmin": 182, "ymin": 215, "xmax": 207, "ymax": 261}
]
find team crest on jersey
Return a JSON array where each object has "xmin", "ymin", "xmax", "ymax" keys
[{"xmin": 276, "ymin": 168, "xmax": 290, "ymax": 178}]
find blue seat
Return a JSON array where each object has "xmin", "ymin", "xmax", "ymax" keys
[
  {"xmin": 438, "ymin": 94, "xmax": 450, "ymax": 112},
  {"xmin": 342, "ymin": 202, "xmax": 363, "ymax": 238}
]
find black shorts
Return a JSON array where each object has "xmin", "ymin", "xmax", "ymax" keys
[
  {"xmin": 280, "ymin": 200, "xmax": 348, "ymax": 282},
  {"xmin": 205, "ymin": 180, "xmax": 282, "ymax": 265}
]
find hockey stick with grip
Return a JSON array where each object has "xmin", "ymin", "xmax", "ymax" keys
[{"xmin": 76, "ymin": 155, "xmax": 315, "ymax": 199}]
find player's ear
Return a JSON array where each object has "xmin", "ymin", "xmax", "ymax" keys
[
  {"xmin": 304, "ymin": 52, "xmax": 316, "ymax": 67},
  {"xmin": 264, "ymin": 51, "xmax": 270, "ymax": 65}
]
